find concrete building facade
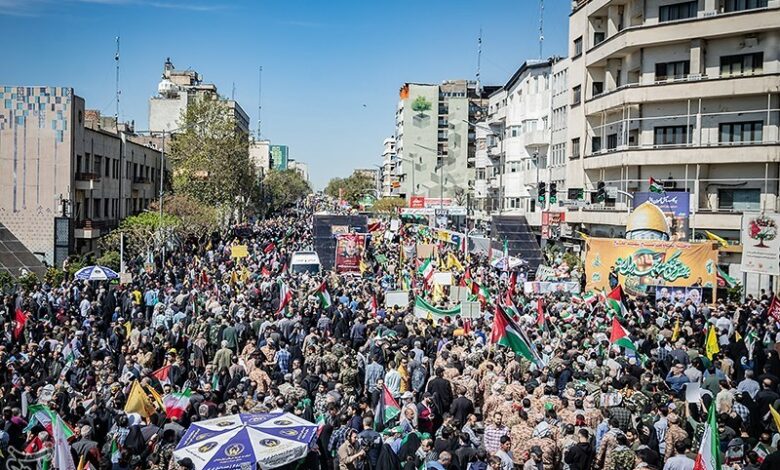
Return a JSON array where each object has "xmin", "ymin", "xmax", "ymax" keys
[
  {"xmin": 0, "ymin": 86, "xmax": 165, "ymax": 266},
  {"xmin": 380, "ymin": 137, "xmax": 398, "ymax": 197}
]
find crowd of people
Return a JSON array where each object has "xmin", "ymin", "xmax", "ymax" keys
[{"xmin": 1, "ymin": 200, "xmax": 780, "ymax": 470}]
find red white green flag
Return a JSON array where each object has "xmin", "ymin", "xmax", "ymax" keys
[
  {"xmin": 370, "ymin": 295, "xmax": 378, "ymax": 317},
  {"xmin": 693, "ymin": 401, "xmax": 722, "ymax": 470},
  {"xmin": 490, "ymin": 304, "xmax": 543, "ymax": 366},
  {"xmin": 316, "ymin": 281, "xmax": 332, "ymax": 309},
  {"xmin": 418, "ymin": 258, "xmax": 434, "ymax": 285},
  {"xmin": 374, "ymin": 384, "xmax": 400, "ymax": 431},
  {"xmin": 609, "ymin": 318, "xmax": 637, "ymax": 351},
  {"xmin": 163, "ymin": 388, "xmax": 192, "ymax": 420},
  {"xmin": 277, "ymin": 280, "xmax": 292, "ymax": 315},
  {"xmin": 471, "ymin": 281, "xmax": 491, "ymax": 305}
]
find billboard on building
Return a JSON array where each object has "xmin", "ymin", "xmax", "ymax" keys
[
  {"xmin": 740, "ymin": 212, "xmax": 780, "ymax": 276},
  {"xmin": 585, "ymin": 238, "xmax": 718, "ymax": 297},
  {"xmin": 632, "ymin": 191, "xmax": 690, "ymax": 241},
  {"xmin": 269, "ymin": 145, "xmax": 289, "ymax": 170}
]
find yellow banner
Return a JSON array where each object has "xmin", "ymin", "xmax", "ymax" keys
[
  {"xmin": 230, "ymin": 245, "xmax": 249, "ymax": 259},
  {"xmin": 585, "ymin": 238, "xmax": 718, "ymax": 296}
]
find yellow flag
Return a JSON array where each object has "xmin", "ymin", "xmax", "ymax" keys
[
  {"xmin": 432, "ymin": 283, "xmax": 444, "ymax": 303},
  {"xmin": 145, "ymin": 384, "xmax": 164, "ymax": 410},
  {"xmin": 706, "ymin": 325, "xmax": 720, "ymax": 359},
  {"xmin": 205, "ymin": 240, "xmax": 212, "ymax": 251},
  {"xmin": 230, "ymin": 270, "xmax": 238, "ymax": 285},
  {"xmin": 360, "ymin": 259, "xmax": 368, "ymax": 274},
  {"xmin": 770, "ymin": 404, "xmax": 780, "ymax": 432},
  {"xmin": 77, "ymin": 455, "xmax": 87, "ymax": 470},
  {"xmin": 124, "ymin": 321, "xmax": 132, "ymax": 338},
  {"xmin": 124, "ymin": 380, "xmax": 155, "ymax": 418},
  {"xmin": 705, "ymin": 230, "xmax": 729, "ymax": 248},
  {"xmin": 671, "ymin": 319, "xmax": 681, "ymax": 343},
  {"xmin": 735, "ymin": 331, "xmax": 743, "ymax": 342},
  {"xmin": 447, "ymin": 253, "xmax": 463, "ymax": 272}
]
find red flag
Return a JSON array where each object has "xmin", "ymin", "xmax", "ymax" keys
[
  {"xmin": 536, "ymin": 299, "xmax": 545, "ymax": 327},
  {"xmin": 152, "ymin": 365, "xmax": 171, "ymax": 386},
  {"xmin": 264, "ymin": 243, "xmax": 276, "ymax": 254},
  {"xmin": 261, "ymin": 266, "xmax": 271, "ymax": 276},
  {"xmin": 460, "ymin": 267, "xmax": 471, "ymax": 288},
  {"xmin": 371, "ymin": 296, "xmax": 378, "ymax": 317},
  {"xmin": 768, "ymin": 296, "xmax": 780, "ymax": 322},
  {"xmin": 508, "ymin": 272, "xmax": 517, "ymax": 294},
  {"xmin": 13, "ymin": 308, "xmax": 26, "ymax": 340}
]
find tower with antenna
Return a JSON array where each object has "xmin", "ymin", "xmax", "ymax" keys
[
  {"xmin": 257, "ymin": 66, "xmax": 263, "ymax": 140},
  {"xmin": 538, "ymin": 0, "xmax": 545, "ymax": 59},
  {"xmin": 115, "ymin": 36, "xmax": 121, "ymax": 126},
  {"xmin": 476, "ymin": 28, "xmax": 483, "ymax": 98}
]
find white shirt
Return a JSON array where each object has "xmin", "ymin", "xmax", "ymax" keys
[{"xmin": 663, "ymin": 454, "xmax": 695, "ymax": 470}]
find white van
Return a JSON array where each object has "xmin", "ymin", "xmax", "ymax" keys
[{"xmin": 290, "ymin": 250, "xmax": 321, "ymax": 274}]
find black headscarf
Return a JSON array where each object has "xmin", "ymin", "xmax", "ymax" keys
[{"xmin": 375, "ymin": 443, "xmax": 402, "ymax": 470}]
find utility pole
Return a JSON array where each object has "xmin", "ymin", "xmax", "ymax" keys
[
  {"xmin": 538, "ymin": 0, "xmax": 545, "ymax": 60},
  {"xmin": 115, "ymin": 36, "xmax": 123, "ymax": 221},
  {"xmin": 476, "ymin": 28, "xmax": 483, "ymax": 97},
  {"xmin": 257, "ymin": 66, "xmax": 263, "ymax": 140}
]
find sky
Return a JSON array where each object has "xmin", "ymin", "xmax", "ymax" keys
[{"xmin": 0, "ymin": 0, "xmax": 570, "ymax": 189}]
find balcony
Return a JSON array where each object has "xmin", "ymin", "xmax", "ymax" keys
[
  {"xmin": 74, "ymin": 219, "xmax": 118, "ymax": 239},
  {"xmin": 585, "ymin": 73, "xmax": 780, "ymax": 116},
  {"xmin": 488, "ymin": 145, "xmax": 502, "ymax": 158},
  {"xmin": 585, "ymin": 6, "xmax": 779, "ymax": 67},
  {"xmin": 566, "ymin": 206, "xmax": 745, "ymax": 231},
  {"xmin": 583, "ymin": 142, "xmax": 780, "ymax": 169},
  {"xmin": 133, "ymin": 176, "xmax": 151, "ymax": 185},
  {"xmin": 75, "ymin": 172, "xmax": 101, "ymax": 182},
  {"xmin": 74, "ymin": 172, "xmax": 101, "ymax": 191},
  {"xmin": 524, "ymin": 129, "xmax": 549, "ymax": 147}
]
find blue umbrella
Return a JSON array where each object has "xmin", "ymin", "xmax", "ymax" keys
[
  {"xmin": 73, "ymin": 265, "xmax": 119, "ymax": 281},
  {"xmin": 173, "ymin": 413, "xmax": 318, "ymax": 470}
]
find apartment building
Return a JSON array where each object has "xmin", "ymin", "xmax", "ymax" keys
[
  {"xmin": 394, "ymin": 81, "xmax": 495, "ymax": 203},
  {"xmin": 564, "ymin": 0, "xmax": 780, "ymax": 286},
  {"xmin": 0, "ymin": 86, "xmax": 165, "ymax": 266},
  {"xmin": 380, "ymin": 137, "xmax": 398, "ymax": 197}
]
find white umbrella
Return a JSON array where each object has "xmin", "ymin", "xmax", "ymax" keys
[
  {"xmin": 490, "ymin": 256, "xmax": 527, "ymax": 271},
  {"xmin": 173, "ymin": 412, "xmax": 318, "ymax": 470},
  {"xmin": 73, "ymin": 265, "xmax": 119, "ymax": 281}
]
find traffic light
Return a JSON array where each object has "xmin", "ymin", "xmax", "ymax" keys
[
  {"xmin": 537, "ymin": 182, "xmax": 547, "ymax": 204},
  {"xmin": 549, "ymin": 183, "xmax": 558, "ymax": 204},
  {"xmin": 595, "ymin": 181, "xmax": 606, "ymax": 202}
]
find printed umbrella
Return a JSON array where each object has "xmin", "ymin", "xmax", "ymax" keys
[
  {"xmin": 173, "ymin": 413, "xmax": 318, "ymax": 470},
  {"xmin": 73, "ymin": 265, "xmax": 119, "ymax": 281},
  {"xmin": 490, "ymin": 256, "xmax": 527, "ymax": 271}
]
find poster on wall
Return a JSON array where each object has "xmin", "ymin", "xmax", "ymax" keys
[
  {"xmin": 632, "ymin": 191, "xmax": 690, "ymax": 241},
  {"xmin": 740, "ymin": 212, "xmax": 780, "ymax": 276},
  {"xmin": 334, "ymin": 233, "xmax": 366, "ymax": 273},
  {"xmin": 585, "ymin": 238, "xmax": 718, "ymax": 297}
]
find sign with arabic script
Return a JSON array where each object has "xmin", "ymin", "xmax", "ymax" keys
[
  {"xmin": 633, "ymin": 191, "xmax": 690, "ymax": 241},
  {"xmin": 585, "ymin": 238, "xmax": 717, "ymax": 297}
]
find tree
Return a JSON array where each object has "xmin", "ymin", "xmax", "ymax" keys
[
  {"xmin": 148, "ymin": 194, "xmax": 219, "ymax": 242},
  {"xmin": 99, "ymin": 212, "xmax": 179, "ymax": 260},
  {"xmin": 324, "ymin": 173, "xmax": 376, "ymax": 206},
  {"xmin": 371, "ymin": 197, "xmax": 406, "ymax": 215},
  {"xmin": 167, "ymin": 95, "xmax": 260, "ymax": 220},
  {"xmin": 263, "ymin": 169, "xmax": 311, "ymax": 214}
]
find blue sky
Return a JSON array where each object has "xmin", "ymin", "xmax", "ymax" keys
[{"xmin": 0, "ymin": 0, "xmax": 570, "ymax": 189}]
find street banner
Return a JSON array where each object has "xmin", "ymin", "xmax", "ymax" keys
[
  {"xmin": 740, "ymin": 212, "xmax": 780, "ymax": 275},
  {"xmin": 535, "ymin": 265, "xmax": 557, "ymax": 281},
  {"xmin": 432, "ymin": 272, "xmax": 453, "ymax": 286},
  {"xmin": 385, "ymin": 291, "xmax": 410, "ymax": 309},
  {"xmin": 633, "ymin": 191, "xmax": 690, "ymax": 241},
  {"xmin": 655, "ymin": 286, "xmax": 703, "ymax": 306},
  {"xmin": 416, "ymin": 243, "xmax": 435, "ymax": 261},
  {"xmin": 523, "ymin": 281, "xmax": 581, "ymax": 295},
  {"xmin": 585, "ymin": 238, "xmax": 718, "ymax": 297},
  {"xmin": 334, "ymin": 233, "xmax": 366, "ymax": 273},
  {"xmin": 768, "ymin": 296, "xmax": 780, "ymax": 322}
]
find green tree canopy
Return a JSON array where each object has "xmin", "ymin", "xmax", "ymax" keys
[
  {"xmin": 263, "ymin": 169, "xmax": 311, "ymax": 213},
  {"xmin": 100, "ymin": 211, "xmax": 179, "ymax": 259},
  {"xmin": 371, "ymin": 197, "xmax": 407, "ymax": 214},
  {"xmin": 324, "ymin": 173, "xmax": 376, "ymax": 206}
]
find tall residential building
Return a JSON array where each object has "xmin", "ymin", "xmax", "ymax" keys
[
  {"xmin": 380, "ymin": 137, "xmax": 398, "ymax": 197},
  {"xmin": 395, "ymin": 80, "xmax": 495, "ymax": 203},
  {"xmin": 149, "ymin": 58, "xmax": 250, "ymax": 136},
  {"xmin": 0, "ymin": 86, "xmax": 166, "ymax": 266},
  {"xmin": 565, "ymin": 0, "xmax": 779, "ymax": 284},
  {"xmin": 288, "ymin": 160, "xmax": 309, "ymax": 182},
  {"xmin": 475, "ymin": 59, "xmax": 556, "ymax": 223},
  {"xmin": 249, "ymin": 139, "xmax": 271, "ymax": 178}
]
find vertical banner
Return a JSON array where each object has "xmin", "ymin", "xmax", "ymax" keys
[
  {"xmin": 741, "ymin": 212, "xmax": 780, "ymax": 275},
  {"xmin": 632, "ymin": 191, "xmax": 690, "ymax": 241},
  {"xmin": 335, "ymin": 233, "xmax": 366, "ymax": 273}
]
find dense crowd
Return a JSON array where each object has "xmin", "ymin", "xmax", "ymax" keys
[{"xmin": 1, "ymin": 202, "xmax": 779, "ymax": 470}]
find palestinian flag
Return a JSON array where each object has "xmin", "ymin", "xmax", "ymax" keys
[
  {"xmin": 277, "ymin": 280, "xmax": 292, "ymax": 315},
  {"xmin": 413, "ymin": 296, "xmax": 461, "ymax": 323},
  {"xmin": 502, "ymin": 292, "xmax": 521, "ymax": 320},
  {"xmin": 459, "ymin": 267, "xmax": 471, "ymax": 288},
  {"xmin": 374, "ymin": 384, "xmax": 400, "ymax": 432},
  {"xmin": 152, "ymin": 365, "xmax": 171, "ymax": 387},
  {"xmin": 693, "ymin": 401, "xmax": 722, "ymax": 470},
  {"xmin": 261, "ymin": 265, "xmax": 271, "ymax": 277},
  {"xmin": 490, "ymin": 304, "xmax": 543, "ymax": 366},
  {"xmin": 471, "ymin": 281, "xmax": 491, "ymax": 305},
  {"xmin": 649, "ymin": 177, "xmax": 665, "ymax": 193},
  {"xmin": 316, "ymin": 281, "xmax": 332, "ymax": 309},
  {"xmin": 606, "ymin": 285, "xmax": 629, "ymax": 319},
  {"xmin": 418, "ymin": 258, "xmax": 434, "ymax": 285},
  {"xmin": 163, "ymin": 389, "xmax": 192, "ymax": 420},
  {"xmin": 26, "ymin": 404, "xmax": 74, "ymax": 438},
  {"xmin": 609, "ymin": 318, "xmax": 637, "ymax": 351},
  {"xmin": 508, "ymin": 271, "xmax": 517, "ymax": 294}
]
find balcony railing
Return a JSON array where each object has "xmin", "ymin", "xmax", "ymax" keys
[
  {"xmin": 584, "ymin": 139, "xmax": 778, "ymax": 159},
  {"xmin": 133, "ymin": 176, "xmax": 151, "ymax": 184},
  {"xmin": 75, "ymin": 172, "xmax": 101, "ymax": 182},
  {"xmin": 75, "ymin": 219, "xmax": 119, "ymax": 230}
]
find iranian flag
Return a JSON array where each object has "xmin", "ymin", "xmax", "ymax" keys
[
  {"xmin": 277, "ymin": 280, "xmax": 293, "ymax": 315},
  {"xmin": 536, "ymin": 298, "xmax": 545, "ymax": 327},
  {"xmin": 606, "ymin": 285, "xmax": 629, "ymax": 319},
  {"xmin": 163, "ymin": 389, "xmax": 192, "ymax": 420},
  {"xmin": 152, "ymin": 365, "xmax": 171, "ymax": 387},
  {"xmin": 609, "ymin": 317, "xmax": 637, "ymax": 351},
  {"xmin": 471, "ymin": 281, "xmax": 491, "ymax": 305},
  {"xmin": 490, "ymin": 304, "xmax": 543, "ymax": 366},
  {"xmin": 316, "ymin": 281, "xmax": 332, "ymax": 309},
  {"xmin": 26, "ymin": 404, "xmax": 74, "ymax": 438},
  {"xmin": 649, "ymin": 177, "xmax": 665, "ymax": 193},
  {"xmin": 413, "ymin": 296, "xmax": 461, "ymax": 323},
  {"xmin": 374, "ymin": 384, "xmax": 400, "ymax": 432},
  {"xmin": 418, "ymin": 258, "xmax": 435, "ymax": 285},
  {"xmin": 693, "ymin": 402, "xmax": 722, "ymax": 470},
  {"xmin": 52, "ymin": 413, "xmax": 76, "ymax": 470}
]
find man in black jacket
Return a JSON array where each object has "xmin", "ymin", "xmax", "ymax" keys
[
  {"xmin": 426, "ymin": 367, "xmax": 453, "ymax": 431},
  {"xmin": 449, "ymin": 385, "xmax": 474, "ymax": 428},
  {"xmin": 564, "ymin": 428, "xmax": 594, "ymax": 470}
]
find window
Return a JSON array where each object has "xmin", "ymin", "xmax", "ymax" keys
[
  {"xmin": 719, "ymin": 188, "xmax": 760, "ymax": 211},
  {"xmin": 104, "ymin": 199, "xmax": 109, "ymax": 218},
  {"xmin": 93, "ymin": 198, "xmax": 101, "ymax": 218},
  {"xmin": 573, "ymin": 36, "xmax": 583, "ymax": 57},
  {"xmin": 476, "ymin": 168, "xmax": 486, "ymax": 180},
  {"xmin": 571, "ymin": 138, "xmax": 580, "ymax": 158},
  {"xmin": 507, "ymin": 198, "xmax": 521, "ymax": 209},
  {"xmin": 725, "ymin": 0, "xmax": 767, "ymax": 12},
  {"xmin": 104, "ymin": 158, "xmax": 110, "ymax": 177},
  {"xmin": 720, "ymin": 52, "xmax": 763, "ymax": 76},
  {"xmin": 76, "ymin": 155, "xmax": 83, "ymax": 174},
  {"xmin": 659, "ymin": 1, "xmax": 698, "ymax": 22},
  {"xmin": 507, "ymin": 161, "xmax": 521, "ymax": 173},
  {"xmin": 592, "ymin": 136, "xmax": 602, "ymax": 153},
  {"xmin": 592, "ymin": 81, "xmax": 604, "ymax": 96},
  {"xmin": 655, "ymin": 60, "xmax": 690, "ymax": 80},
  {"xmin": 607, "ymin": 133, "xmax": 618, "ymax": 150},
  {"xmin": 654, "ymin": 126, "xmax": 691, "ymax": 146},
  {"xmin": 719, "ymin": 121, "xmax": 763, "ymax": 144},
  {"xmin": 572, "ymin": 85, "xmax": 581, "ymax": 105},
  {"xmin": 508, "ymin": 126, "xmax": 520, "ymax": 138},
  {"xmin": 94, "ymin": 156, "xmax": 101, "ymax": 175},
  {"xmin": 594, "ymin": 32, "xmax": 606, "ymax": 45}
]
